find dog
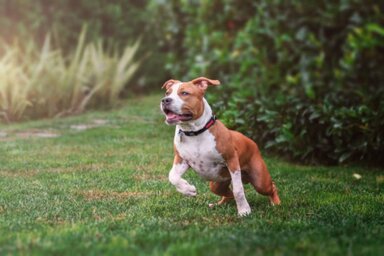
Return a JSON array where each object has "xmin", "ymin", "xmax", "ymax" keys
[{"xmin": 160, "ymin": 77, "xmax": 280, "ymax": 216}]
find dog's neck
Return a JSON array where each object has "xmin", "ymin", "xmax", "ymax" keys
[{"xmin": 177, "ymin": 98, "xmax": 213, "ymax": 132}]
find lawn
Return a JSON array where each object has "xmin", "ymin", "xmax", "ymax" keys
[{"xmin": 0, "ymin": 94, "xmax": 383, "ymax": 255}]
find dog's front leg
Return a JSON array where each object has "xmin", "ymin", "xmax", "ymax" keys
[
  {"xmin": 227, "ymin": 157, "xmax": 251, "ymax": 217},
  {"xmin": 230, "ymin": 170, "xmax": 251, "ymax": 216},
  {"xmin": 168, "ymin": 160, "xmax": 197, "ymax": 197}
]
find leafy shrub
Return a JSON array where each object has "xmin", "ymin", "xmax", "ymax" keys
[
  {"xmin": 151, "ymin": 0, "xmax": 384, "ymax": 164},
  {"xmin": 0, "ymin": 28, "xmax": 140, "ymax": 122}
]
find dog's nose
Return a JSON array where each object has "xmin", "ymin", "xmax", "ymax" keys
[{"xmin": 162, "ymin": 97, "xmax": 173, "ymax": 105}]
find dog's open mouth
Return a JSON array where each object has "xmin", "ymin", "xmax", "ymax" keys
[{"xmin": 163, "ymin": 109, "xmax": 193, "ymax": 123}]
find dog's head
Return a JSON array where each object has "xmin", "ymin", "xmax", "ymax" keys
[{"xmin": 160, "ymin": 77, "xmax": 220, "ymax": 125}]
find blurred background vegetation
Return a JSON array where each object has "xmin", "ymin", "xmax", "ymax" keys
[{"xmin": 0, "ymin": 0, "xmax": 383, "ymax": 165}]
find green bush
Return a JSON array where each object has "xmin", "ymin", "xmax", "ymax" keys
[{"xmin": 151, "ymin": 0, "xmax": 384, "ymax": 164}]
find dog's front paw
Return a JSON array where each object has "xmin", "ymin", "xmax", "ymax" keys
[
  {"xmin": 183, "ymin": 184, "xmax": 197, "ymax": 197},
  {"xmin": 238, "ymin": 204, "xmax": 251, "ymax": 217},
  {"xmin": 177, "ymin": 183, "xmax": 197, "ymax": 197}
]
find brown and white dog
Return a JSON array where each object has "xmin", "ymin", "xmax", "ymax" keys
[{"xmin": 160, "ymin": 77, "xmax": 280, "ymax": 216}]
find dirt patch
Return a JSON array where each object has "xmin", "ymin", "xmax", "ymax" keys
[
  {"xmin": 78, "ymin": 189, "xmax": 153, "ymax": 201},
  {"xmin": 0, "ymin": 163, "xmax": 113, "ymax": 178},
  {"xmin": 133, "ymin": 173, "xmax": 168, "ymax": 182},
  {"xmin": 122, "ymin": 115, "xmax": 155, "ymax": 124},
  {"xmin": 0, "ymin": 129, "xmax": 60, "ymax": 141},
  {"xmin": 0, "ymin": 170, "xmax": 39, "ymax": 178},
  {"xmin": 0, "ymin": 132, "xmax": 9, "ymax": 142},
  {"xmin": 0, "ymin": 119, "xmax": 112, "ymax": 141},
  {"xmin": 16, "ymin": 130, "xmax": 60, "ymax": 139},
  {"xmin": 70, "ymin": 119, "xmax": 110, "ymax": 131},
  {"xmin": 36, "ymin": 216, "xmax": 67, "ymax": 225},
  {"xmin": 111, "ymin": 212, "xmax": 127, "ymax": 221}
]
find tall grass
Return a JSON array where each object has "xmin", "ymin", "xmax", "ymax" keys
[{"xmin": 0, "ymin": 29, "xmax": 140, "ymax": 122}]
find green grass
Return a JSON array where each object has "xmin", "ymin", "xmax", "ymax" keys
[{"xmin": 0, "ymin": 94, "xmax": 383, "ymax": 255}]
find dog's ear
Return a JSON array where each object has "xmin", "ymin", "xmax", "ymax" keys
[
  {"xmin": 191, "ymin": 77, "xmax": 220, "ymax": 91},
  {"xmin": 161, "ymin": 79, "xmax": 180, "ymax": 90}
]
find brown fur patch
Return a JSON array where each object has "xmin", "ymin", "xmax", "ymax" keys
[
  {"xmin": 178, "ymin": 82, "xmax": 205, "ymax": 120},
  {"xmin": 162, "ymin": 79, "xmax": 180, "ymax": 90},
  {"xmin": 173, "ymin": 146, "xmax": 184, "ymax": 165},
  {"xmin": 208, "ymin": 120, "xmax": 260, "ymax": 171}
]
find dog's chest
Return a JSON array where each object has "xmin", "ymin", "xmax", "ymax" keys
[{"xmin": 174, "ymin": 130, "xmax": 228, "ymax": 182}]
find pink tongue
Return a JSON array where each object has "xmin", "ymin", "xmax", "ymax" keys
[{"xmin": 167, "ymin": 112, "xmax": 180, "ymax": 120}]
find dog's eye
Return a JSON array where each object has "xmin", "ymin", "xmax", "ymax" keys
[{"xmin": 181, "ymin": 91, "xmax": 190, "ymax": 96}]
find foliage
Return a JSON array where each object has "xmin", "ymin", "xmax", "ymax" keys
[
  {"xmin": 150, "ymin": 0, "xmax": 384, "ymax": 164},
  {"xmin": 0, "ymin": 0, "xmax": 166, "ymax": 90},
  {"xmin": 0, "ymin": 0, "xmax": 149, "ymax": 48},
  {"xmin": 0, "ymin": 94, "xmax": 383, "ymax": 255},
  {"xmin": 0, "ymin": 28, "xmax": 140, "ymax": 122}
]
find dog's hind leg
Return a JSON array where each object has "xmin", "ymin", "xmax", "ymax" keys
[
  {"xmin": 208, "ymin": 180, "xmax": 234, "ymax": 207},
  {"xmin": 247, "ymin": 157, "xmax": 281, "ymax": 205}
]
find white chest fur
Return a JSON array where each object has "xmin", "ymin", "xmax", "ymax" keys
[{"xmin": 174, "ymin": 130, "xmax": 229, "ymax": 182}]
